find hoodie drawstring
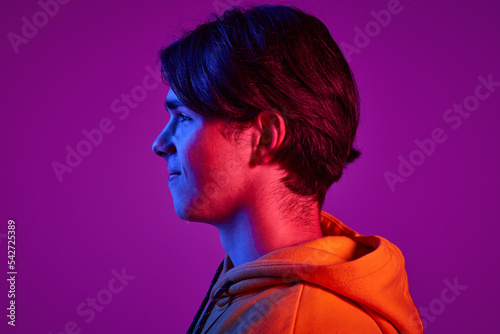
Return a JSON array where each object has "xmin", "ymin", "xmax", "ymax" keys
[
  {"xmin": 187, "ymin": 259, "xmax": 234, "ymax": 334},
  {"xmin": 193, "ymin": 279, "xmax": 234, "ymax": 334}
]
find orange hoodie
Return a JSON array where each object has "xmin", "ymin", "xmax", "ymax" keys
[{"xmin": 187, "ymin": 211, "xmax": 424, "ymax": 334}]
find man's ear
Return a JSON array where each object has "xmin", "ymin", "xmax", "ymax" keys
[{"xmin": 251, "ymin": 110, "xmax": 286, "ymax": 165}]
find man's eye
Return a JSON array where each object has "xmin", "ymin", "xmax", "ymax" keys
[{"xmin": 177, "ymin": 113, "xmax": 190, "ymax": 122}]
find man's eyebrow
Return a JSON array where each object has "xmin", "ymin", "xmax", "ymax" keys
[{"xmin": 165, "ymin": 98, "xmax": 184, "ymax": 110}]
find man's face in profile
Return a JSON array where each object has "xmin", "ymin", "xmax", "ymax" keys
[{"xmin": 152, "ymin": 89, "xmax": 251, "ymax": 223}]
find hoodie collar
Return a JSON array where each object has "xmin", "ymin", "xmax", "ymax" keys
[{"xmin": 210, "ymin": 210, "xmax": 379, "ymax": 303}]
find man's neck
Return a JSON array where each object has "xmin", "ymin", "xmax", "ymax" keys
[{"xmin": 216, "ymin": 198, "xmax": 322, "ymax": 268}]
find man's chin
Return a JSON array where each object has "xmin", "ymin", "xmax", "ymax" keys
[
  {"xmin": 172, "ymin": 195, "xmax": 208, "ymax": 222},
  {"xmin": 174, "ymin": 203, "xmax": 200, "ymax": 222}
]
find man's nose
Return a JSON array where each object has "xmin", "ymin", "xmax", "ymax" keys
[{"xmin": 152, "ymin": 130, "xmax": 175, "ymax": 157}]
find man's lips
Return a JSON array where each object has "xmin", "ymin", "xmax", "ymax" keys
[{"xmin": 168, "ymin": 169, "xmax": 180, "ymax": 175}]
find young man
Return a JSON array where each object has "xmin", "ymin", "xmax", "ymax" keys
[{"xmin": 152, "ymin": 4, "xmax": 424, "ymax": 334}]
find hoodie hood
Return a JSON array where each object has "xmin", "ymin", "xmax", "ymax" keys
[{"xmin": 191, "ymin": 210, "xmax": 423, "ymax": 334}]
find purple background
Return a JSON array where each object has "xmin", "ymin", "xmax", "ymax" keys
[{"xmin": 1, "ymin": 0, "xmax": 498, "ymax": 333}]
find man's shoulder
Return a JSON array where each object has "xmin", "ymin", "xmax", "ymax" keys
[{"xmin": 292, "ymin": 283, "xmax": 383, "ymax": 333}]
